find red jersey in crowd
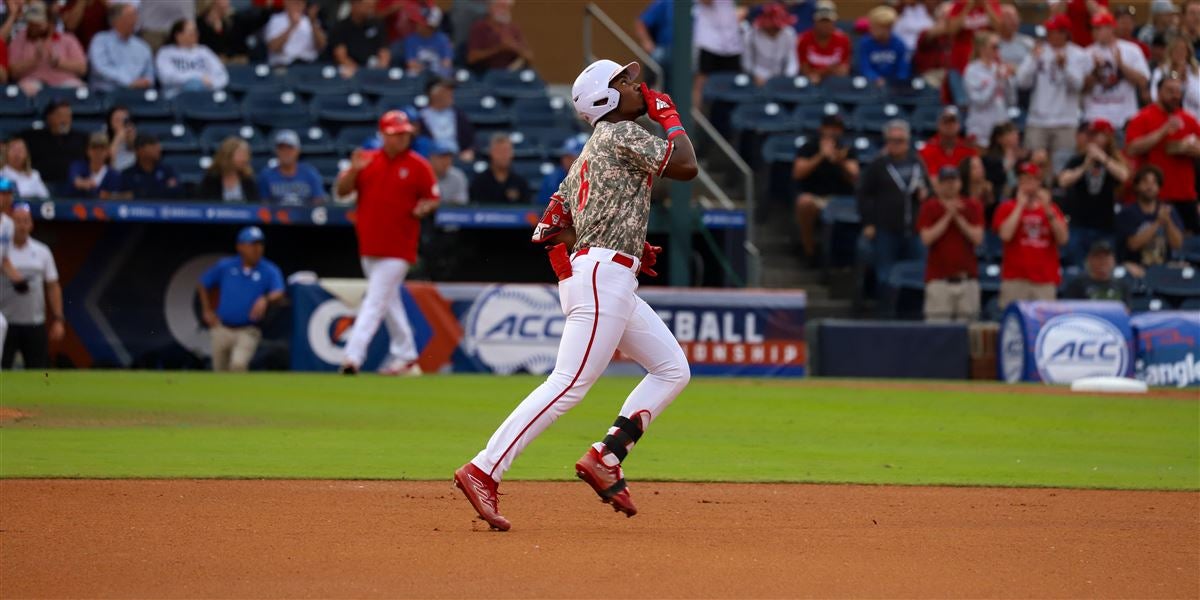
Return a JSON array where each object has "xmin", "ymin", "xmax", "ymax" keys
[
  {"xmin": 796, "ymin": 29, "xmax": 852, "ymax": 74},
  {"xmin": 993, "ymin": 199, "xmax": 1064, "ymax": 284},
  {"xmin": 352, "ymin": 149, "xmax": 439, "ymax": 262},
  {"xmin": 918, "ymin": 136, "xmax": 978, "ymax": 176},
  {"xmin": 919, "ymin": 197, "xmax": 984, "ymax": 282},
  {"xmin": 947, "ymin": 0, "xmax": 1001, "ymax": 71},
  {"xmin": 1064, "ymin": 0, "xmax": 1108, "ymax": 48},
  {"xmin": 1125, "ymin": 103, "xmax": 1200, "ymax": 202}
]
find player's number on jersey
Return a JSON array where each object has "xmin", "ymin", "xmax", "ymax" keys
[{"xmin": 578, "ymin": 160, "xmax": 590, "ymax": 213}]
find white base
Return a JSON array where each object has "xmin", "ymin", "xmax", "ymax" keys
[{"xmin": 1069, "ymin": 377, "xmax": 1149, "ymax": 394}]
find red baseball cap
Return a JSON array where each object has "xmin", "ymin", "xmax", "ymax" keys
[
  {"xmin": 1044, "ymin": 14, "xmax": 1072, "ymax": 32},
  {"xmin": 1089, "ymin": 118, "xmax": 1115, "ymax": 134},
  {"xmin": 1018, "ymin": 162, "xmax": 1042, "ymax": 178},
  {"xmin": 379, "ymin": 110, "xmax": 415, "ymax": 135},
  {"xmin": 1091, "ymin": 10, "xmax": 1116, "ymax": 28}
]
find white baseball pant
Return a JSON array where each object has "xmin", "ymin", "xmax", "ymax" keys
[
  {"xmin": 342, "ymin": 256, "xmax": 418, "ymax": 368},
  {"xmin": 471, "ymin": 248, "xmax": 691, "ymax": 482}
]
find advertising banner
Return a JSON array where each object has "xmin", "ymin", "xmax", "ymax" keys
[
  {"xmin": 998, "ymin": 301, "xmax": 1134, "ymax": 384},
  {"xmin": 1132, "ymin": 312, "xmax": 1200, "ymax": 388}
]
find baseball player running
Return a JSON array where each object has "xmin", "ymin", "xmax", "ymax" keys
[
  {"xmin": 454, "ymin": 59, "xmax": 698, "ymax": 531},
  {"xmin": 335, "ymin": 111, "xmax": 440, "ymax": 376}
]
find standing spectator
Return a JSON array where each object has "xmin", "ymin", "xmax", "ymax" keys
[
  {"xmin": 858, "ymin": 6, "xmax": 911, "ymax": 87},
  {"xmin": 0, "ymin": 203, "xmax": 63, "ymax": 369},
  {"xmin": 1062, "ymin": 240, "xmax": 1132, "ymax": 304},
  {"xmin": 996, "ymin": 4, "xmax": 1034, "ymax": 68},
  {"xmin": 445, "ymin": 0, "xmax": 488, "ymax": 49},
  {"xmin": 258, "ymin": 130, "xmax": 325, "ymax": 206},
  {"xmin": 894, "ymin": 0, "xmax": 938, "ymax": 51},
  {"xmin": 88, "ymin": 2, "xmax": 154, "ymax": 92},
  {"xmin": 538, "ymin": 136, "xmax": 583, "ymax": 205},
  {"xmin": 469, "ymin": 132, "xmax": 530, "ymax": 204},
  {"xmin": 1126, "ymin": 75, "xmax": 1200, "ymax": 232},
  {"xmin": 982, "ymin": 122, "xmax": 1024, "ymax": 211},
  {"xmin": 1112, "ymin": 5, "xmax": 1151, "ymax": 59},
  {"xmin": 1183, "ymin": 0, "xmax": 1200, "ymax": 56},
  {"xmin": 634, "ymin": 0, "xmax": 672, "ymax": 68},
  {"xmin": 692, "ymin": 0, "xmax": 744, "ymax": 107},
  {"xmin": 0, "ymin": 37, "xmax": 9, "ymax": 85},
  {"xmin": 376, "ymin": 0, "xmax": 426, "ymax": 44},
  {"xmin": 119, "ymin": 134, "xmax": 179, "ymax": 199},
  {"xmin": 20, "ymin": 100, "xmax": 88, "ymax": 186},
  {"xmin": 919, "ymin": 166, "xmax": 985, "ymax": 322},
  {"xmin": 1139, "ymin": 0, "xmax": 1180, "ymax": 47},
  {"xmin": 197, "ymin": 0, "xmax": 251, "ymax": 63},
  {"xmin": 419, "ymin": 78, "xmax": 475, "ymax": 162},
  {"xmin": 429, "ymin": 140, "xmax": 467, "ymax": 205},
  {"xmin": 330, "ymin": 0, "xmax": 390, "ymax": 78},
  {"xmin": 1016, "ymin": 15, "xmax": 1092, "ymax": 166},
  {"xmin": 466, "ymin": 0, "xmax": 533, "ymax": 72},
  {"xmin": 1116, "ymin": 165, "xmax": 1186, "ymax": 276},
  {"xmin": 794, "ymin": 114, "xmax": 859, "ymax": 261},
  {"xmin": 106, "ymin": 105, "xmax": 136, "ymax": 171},
  {"xmin": 796, "ymin": 1, "xmax": 851, "ymax": 85},
  {"xmin": 946, "ymin": 0, "xmax": 1002, "ymax": 73},
  {"xmin": 264, "ymin": 0, "xmax": 327, "ymax": 67},
  {"xmin": 919, "ymin": 106, "xmax": 979, "ymax": 174},
  {"xmin": 993, "ymin": 161, "xmax": 1069, "ymax": 308},
  {"xmin": 66, "ymin": 131, "xmax": 121, "ymax": 198},
  {"xmin": 911, "ymin": 3, "xmax": 954, "ymax": 87},
  {"xmin": 197, "ymin": 226, "xmax": 285, "ymax": 372},
  {"xmin": 8, "ymin": 1, "xmax": 88, "ymax": 97},
  {"xmin": 959, "ymin": 154, "xmax": 996, "ymax": 221},
  {"xmin": 1150, "ymin": 36, "xmax": 1200, "ymax": 116},
  {"xmin": 1050, "ymin": 0, "xmax": 1110, "ymax": 48},
  {"xmin": 155, "ymin": 18, "xmax": 229, "ymax": 99},
  {"xmin": 1083, "ymin": 11, "xmax": 1150, "ymax": 129},
  {"xmin": 858, "ymin": 120, "xmax": 930, "ymax": 300},
  {"xmin": 965, "ymin": 32, "xmax": 1016, "ymax": 147},
  {"xmin": 1, "ymin": 138, "xmax": 50, "ymax": 199},
  {"xmin": 0, "ymin": 0, "xmax": 28, "ymax": 41},
  {"xmin": 137, "ymin": 0, "xmax": 194, "ymax": 52},
  {"xmin": 200, "ymin": 136, "xmax": 258, "ymax": 203},
  {"xmin": 335, "ymin": 110, "xmax": 440, "ymax": 375},
  {"xmin": 741, "ymin": 2, "xmax": 798, "ymax": 87},
  {"xmin": 60, "ymin": 0, "xmax": 112, "ymax": 51},
  {"xmin": 399, "ymin": 5, "xmax": 451, "ymax": 78},
  {"xmin": 1057, "ymin": 118, "xmax": 1130, "ymax": 263}
]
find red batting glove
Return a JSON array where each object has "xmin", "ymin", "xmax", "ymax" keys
[
  {"xmin": 639, "ymin": 83, "xmax": 686, "ymax": 140},
  {"xmin": 639, "ymin": 241, "xmax": 662, "ymax": 277}
]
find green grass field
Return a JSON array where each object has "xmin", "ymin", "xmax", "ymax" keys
[{"xmin": 0, "ymin": 371, "xmax": 1196, "ymax": 490}]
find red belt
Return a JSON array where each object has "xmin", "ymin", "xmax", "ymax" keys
[{"xmin": 575, "ymin": 247, "xmax": 636, "ymax": 269}]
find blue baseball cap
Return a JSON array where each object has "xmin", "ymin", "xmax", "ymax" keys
[
  {"xmin": 237, "ymin": 226, "xmax": 265, "ymax": 244},
  {"xmin": 0, "ymin": 177, "xmax": 14, "ymax": 193},
  {"xmin": 12, "ymin": 201, "xmax": 30, "ymax": 213},
  {"xmin": 559, "ymin": 136, "xmax": 586, "ymax": 157},
  {"xmin": 431, "ymin": 139, "xmax": 458, "ymax": 155}
]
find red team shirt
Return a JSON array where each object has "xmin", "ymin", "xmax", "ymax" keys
[
  {"xmin": 992, "ymin": 199, "xmax": 1065, "ymax": 284},
  {"xmin": 918, "ymin": 197, "xmax": 985, "ymax": 282},
  {"xmin": 947, "ymin": 0, "xmax": 1001, "ymax": 71},
  {"xmin": 1125, "ymin": 104, "xmax": 1200, "ymax": 202},
  {"xmin": 352, "ymin": 149, "xmax": 439, "ymax": 262},
  {"xmin": 1065, "ymin": 0, "xmax": 1108, "ymax": 48},
  {"xmin": 796, "ymin": 29, "xmax": 852, "ymax": 73},
  {"xmin": 918, "ymin": 137, "xmax": 978, "ymax": 175}
]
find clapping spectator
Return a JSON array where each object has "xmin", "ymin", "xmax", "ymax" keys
[
  {"xmin": 919, "ymin": 106, "xmax": 979, "ymax": 174},
  {"xmin": 982, "ymin": 121, "xmax": 1024, "ymax": 213},
  {"xmin": 467, "ymin": 0, "xmax": 533, "ymax": 72},
  {"xmin": 1083, "ymin": 11, "xmax": 1149, "ymax": 128},
  {"xmin": 156, "ymin": 18, "xmax": 229, "ymax": 99},
  {"xmin": 469, "ymin": 132, "xmax": 529, "ymax": 204},
  {"xmin": 797, "ymin": 1, "xmax": 851, "ymax": 85},
  {"xmin": 0, "ymin": 202, "xmax": 64, "ymax": 369},
  {"xmin": 419, "ymin": 78, "xmax": 474, "ymax": 162},
  {"xmin": 1150, "ymin": 36, "xmax": 1200, "ymax": 116},
  {"xmin": 538, "ymin": 136, "xmax": 583, "ymax": 205},
  {"xmin": 200, "ymin": 136, "xmax": 258, "ymax": 203},
  {"xmin": 66, "ymin": 131, "xmax": 121, "ymax": 198},
  {"xmin": 692, "ymin": 0, "xmax": 743, "ymax": 106},
  {"xmin": 1126, "ymin": 75, "xmax": 1200, "ymax": 233},
  {"xmin": 794, "ymin": 114, "xmax": 859, "ymax": 262},
  {"xmin": 1139, "ymin": 0, "xmax": 1180, "ymax": 47},
  {"xmin": 911, "ymin": 2, "xmax": 954, "ymax": 87},
  {"xmin": 1116, "ymin": 165, "xmax": 1186, "ymax": 277},
  {"xmin": 0, "ymin": 138, "xmax": 49, "ymax": 199},
  {"xmin": 741, "ymin": 2, "xmax": 798, "ymax": 87},
  {"xmin": 1112, "ymin": 5, "xmax": 1150, "ymax": 59},
  {"xmin": 959, "ymin": 154, "xmax": 996, "ymax": 219},
  {"xmin": 946, "ymin": 0, "xmax": 1003, "ymax": 73},
  {"xmin": 1057, "ymin": 119, "xmax": 1129, "ymax": 263},
  {"xmin": 197, "ymin": 0, "xmax": 251, "ymax": 63},
  {"xmin": 399, "ymin": 5, "xmax": 451, "ymax": 78},
  {"xmin": 330, "ymin": 0, "xmax": 390, "ymax": 78},
  {"xmin": 20, "ymin": 100, "xmax": 87, "ymax": 186},
  {"xmin": 858, "ymin": 120, "xmax": 930, "ymax": 302},
  {"xmin": 995, "ymin": 4, "xmax": 1033, "ymax": 68},
  {"xmin": 1016, "ymin": 15, "xmax": 1092, "ymax": 168},
  {"xmin": 119, "ymin": 133, "xmax": 179, "ymax": 199},
  {"xmin": 919, "ymin": 166, "xmax": 985, "ymax": 322},
  {"xmin": 8, "ymin": 1, "xmax": 88, "ymax": 97},
  {"xmin": 1062, "ymin": 240, "xmax": 1132, "ymax": 304},
  {"xmin": 88, "ymin": 2, "xmax": 154, "ymax": 92},
  {"xmin": 993, "ymin": 161, "xmax": 1068, "ymax": 308},
  {"xmin": 0, "ymin": 0, "xmax": 27, "ymax": 41},
  {"xmin": 965, "ymin": 32, "xmax": 1016, "ymax": 147},
  {"xmin": 1183, "ymin": 0, "xmax": 1200, "ymax": 55},
  {"xmin": 258, "ymin": 130, "xmax": 325, "ymax": 206},
  {"xmin": 106, "ymin": 105, "xmax": 136, "ymax": 171},
  {"xmin": 264, "ymin": 0, "xmax": 327, "ymax": 67},
  {"xmin": 858, "ymin": 6, "xmax": 911, "ymax": 87},
  {"xmin": 429, "ymin": 140, "xmax": 467, "ymax": 205},
  {"xmin": 60, "ymin": 0, "xmax": 111, "ymax": 50},
  {"xmin": 894, "ymin": 0, "xmax": 938, "ymax": 51}
]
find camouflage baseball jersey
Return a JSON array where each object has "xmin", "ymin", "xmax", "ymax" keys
[{"xmin": 547, "ymin": 120, "xmax": 671, "ymax": 257}]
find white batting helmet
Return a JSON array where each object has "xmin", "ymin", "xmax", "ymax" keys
[{"xmin": 571, "ymin": 59, "xmax": 641, "ymax": 126}]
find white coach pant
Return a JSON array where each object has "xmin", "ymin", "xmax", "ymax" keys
[
  {"xmin": 472, "ymin": 248, "xmax": 691, "ymax": 482},
  {"xmin": 342, "ymin": 257, "xmax": 418, "ymax": 368}
]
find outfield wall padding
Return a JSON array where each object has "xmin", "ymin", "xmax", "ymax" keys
[{"xmin": 814, "ymin": 320, "xmax": 970, "ymax": 379}]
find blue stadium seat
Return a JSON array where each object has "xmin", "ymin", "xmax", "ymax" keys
[
  {"xmin": 978, "ymin": 231, "xmax": 1004, "ymax": 262},
  {"xmin": 138, "ymin": 122, "xmax": 199, "ymax": 153},
  {"xmin": 849, "ymin": 103, "xmax": 906, "ymax": 134},
  {"xmin": 287, "ymin": 63, "xmax": 358, "ymax": 96},
  {"xmin": 910, "ymin": 104, "xmax": 944, "ymax": 136},
  {"xmin": 161, "ymin": 153, "xmax": 208, "ymax": 187},
  {"xmin": 357, "ymin": 67, "xmax": 427, "ymax": 98},
  {"xmin": 0, "ymin": 86, "xmax": 33, "ymax": 117},
  {"xmin": 199, "ymin": 123, "xmax": 269, "ymax": 154},
  {"xmin": 73, "ymin": 118, "xmax": 105, "ymax": 134},
  {"xmin": 522, "ymin": 126, "xmax": 575, "ymax": 154},
  {"xmin": 1182, "ymin": 236, "xmax": 1200, "ymax": 264},
  {"xmin": 312, "ymin": 92, "xmax": 378, "ymax": 127},
  {"xmin": 242, "ymin": 90, "xmax": 312, "ymax": 130},
  {"xmin": 109, "ymin": 88, "xmax": 174, "ymax": 121},
  {"xmin": 821, "ymin": 195, "xmax": 860, "ymax": 225},
  {"xmin": 176, "ymin": 90, "xmax": 243, "ymax": 123},
  {"xmin": 473, "ymin": 130, "xmax": 542, "ymax": 159},
  {"xmin": 761, "ymin": 133, "xmax": 807, "ymax": 164},
  {"xmin": 763, "ymin": 75, "xmax": 823, "ymax": 106},
  {"xmin": 511, "ymin": 159, "xmax": 554, "ymax": 193},
  {"xmin": 794, "ymin": 102, "xmax": 844, "ymax": 133},
  {"xmin": 35, "ymin": 87, "xmax": 107, "ymax": 117},
  {"xmin": 820, "ymin": 76, "xmax": 882, "ymax": 109},
  {"xmin": 702, "ymin": 72, "xmax": 759, "ymax": 104},
  {"xmin": 885, "ymin": 78, "xmax": 939, "ymax": 108},
  {"xmin": 335, "ymin": 125, "xmax": 379, "ymax": 154},
  {"xmin": 304, "ymin": 155, "xmax": 345, "ymax": 187},
  {"xmin": 460, "ymin": 94, "xmax": 513, "ymax": 129},
  {"xmin": 226, "ymin": 63, "xmax": 285, "ymax": 96},
  {"xmin": 1179, "ymin": 297, "xmax": 1200, "ymax": 311},
  {"xmin": 271, "ymin": 126, "xmax": 337, "ymax": 156},
  {"xmin": 375, "ymin": 92, "xmax": 420, "ymax": 113},
  {"xmin": 451, "ymin": 81, "xmax": 495, "ymax": 107},
  {"xmin": 889, "ymin": 260, "xmax": 927, "ymax": 290},
  {"xmin": 1143, "ymin": 265, "xmax": 1200, "ymax": 298},
  {"xmin": 482, "ymin": 68, "xmax": 547, "ymax": 100},
  {"xmin": 0, "ymin": 117, "xmax": 35, "ymax": 137},
  {"xmin": 731, "ymin": 102, "xmax": 798, "ymax": 134},
  {"xmin": 849, "ymin": 135, "xmax": 881, "ymax": 163},
  {"xmin": 978, "ymin": 263, "xmax": 1002, "ymax": 294},
  {"xmin": 1129, "ymin": 295, "xmax": 1169, "ymax": 313},
  {"xmin": 511, "ymin": 96, "xmax": 575, "ymax": 128}
]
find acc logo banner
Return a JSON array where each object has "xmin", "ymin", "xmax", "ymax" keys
[
  {"xmin": 462, "ymin": 284, "xmax": 563, "ymax": 375},
  {"xmin": 1034, "ymin": 314, "xmax": 1130, "ymax": 383},
  {"xmin": 306, "ymin": 299, "xmax": 359, "ymax": 365}
]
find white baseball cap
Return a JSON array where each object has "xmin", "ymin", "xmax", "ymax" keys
[{"xmin": 571, "ymin": 59, "xmax": 641, "ymax": 126}]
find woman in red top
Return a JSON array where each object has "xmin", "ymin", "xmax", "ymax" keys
[{"xmin": 993, "ymin": 161, "xmax": 1069, "ymax": 308}]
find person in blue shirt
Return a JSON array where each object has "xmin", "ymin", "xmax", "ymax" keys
[
  {"xmin": 634, "ymin": 0, "xmax": 672, "ymax": 81},
  {"xmin": 398, "ymin": 5, "xmax": 453, "ymax": 78},
  {"xmin": 537, "ymin": 135, "xmax": 586, "ymax": 204},
  {"xmin": 66, "ymin": 132, "xmax": 123, "ymax": 199},
  {"xmin": 857, "ymin": 6, "xmax": 912, "ymax": 87},
  {"xmin": 119, "ymin": 134, "xmax": 180, "ymax": 199},
  {"xmin": 258, "ymin": 130, "xmax": 327, "ymax": 206},
  {"xmin": 196, "ymin": 226, "xmax": 285, "ymax": 372}
]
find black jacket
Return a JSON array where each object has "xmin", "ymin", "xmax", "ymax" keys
[
  {"xmin": 856, "ymin": 152, "xmax": 929, "ymax": 233},
  {"xmin": 199, "ymin": 172, "xmax": 259, "ymax": 202}
]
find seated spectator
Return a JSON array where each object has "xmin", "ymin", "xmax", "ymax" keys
[
  {"xmin": 946, "ymin": 0, "xmax": 1002, "ymax": 73},
  {"xmin": 88, "ymin": 2, "xmax": 154, "ymax": 92},
  {"xmin": 264, "ymin": 0, "xmax": 327, "ymax": 67},
  {"xmin": 858, "ymin": 120, "xmax": 929, "ymax": 302},
  {"xmin": 429, "ymin": 140, "xmax": 468, "ymax": 205},
  {"xmin": 538, "ymin": 136, "xmax": 584, "ymax": 204},
  {"xmin": 741, "ymin": 2, "xmax": 798, "ymax": 87},
  {"xmin": 138, "ymin": 0, "xmax": 194, "ymax": 52},
  {"xmin": 1062, "ymin": 240, "xmax": 1133, "ymax": 305},
  {"xmin": 66, "ymin": 131, "xmax": 121, "ymax": 199},
  {"xmin": 469, "ymin": 133, "xmax": 530, "ymax": 204},
  {"xmin": 197, "ymin": 226, "xmax": 285, "ymax": 372},
  {"xmin": 893, "ymin": 0, "xmax": 938, "ymax": 51},
  {"xmin": 0, "ymin": 201, "xmax": 64, "ymax": 369},
  {"xmin": 995, "ymin": 4, "xmax": 1033, "ymax": 68},
  {"xmin": 197, "ymin": 0, "xmax": 251, "ymax": 63},
  {"xmin": 796, "ymin": 1, "xmax": 851, "ymax": 85},
  {"xmin": 919, "ymin": 166, "xmax": 984, "ymax": 322},
  {"xmin": 1116, "ymin": 165, "xmax": 1186, "ymax": 278},
  {"xmin": 466, "ymin": 0, "xmax": 533, "ymax": 72},
  {"xmin": 1125, "ymin": 75, "xmax": 1200, "ymax": 233},
  {"xmin": 379, "ymin": 0, "xmax": 437, "ymax": 44},
  {"xmin": 156, "ymin": 18, "xmax": 229, "ymax": 100},
  {"xmin": 919, "ymin": 106, "xmax": 978, "ymax": 175},
  {"xmin": 794, "ymin": 114, "xmax": 858, "ymax": 261},
  {"xmin": 1057, "ymin": 118, "xmax": 1129, "ymax": 264},
  {"xmin": 419, "ymin": 78, "xmax": 475, "ymax": 162},
  {"xmin": 958, "ymin": 154, "xmax": 995, "ymax": 220},
  {"xmin": 1, "ymin": 138, "xmax": 50, "ymax": 199},
  {"xmin": 106, "ymin": 105, "xmax": 137, "ymax": 171},
  {"xmin": 1150, "ymin": 36, "xmax": 1200, "ymax": 117},
  {"xmin": 119, "ymin": 134, "xmax": 179, "ymax": 199},
  {"xmin": 858, "ymin": 6, "xmax": 911, "ymax": 87},
  {"xmin": 200, "ymin": 136, "xmax": 258, "ymax": 203},
  {"xmin": 258, "ymin": 130, "xmax": 326, "ymax": 206},
  {"xmin": 993, "ymin": 161, "xmax": 1068, "ymax": 308},
  {"xmin": 1083, "ymin": 11, "xmax": 1149, "ymax": 129},
  {"xmin": 1112, "ymin": 5, "xmax": 1150, "ymax": 59},
  {"xmin": 694, "ymin": 0, "xmax": 747, "ymax": 107},
  {"xmin": 1015, "ymin": 15, "xmax": 1092, "ymax": 166},
  {"xmin": 20, "ymin": 100, "xmax": 88, "ymax": 185},
  {"xmin": 331, "ymin": 0, "xmax": 390, "ymax": 78},
  {"xmin": 911, "ymin": 2, "xmax": 954, "ymax": 87},
  {"xmin": 399, "ymin": 5, "xmax": 452, "ymax": 78},
  {"xmin": 982, "ymin": 122, "xmax": 1024, "ymax": 215},
  {"xmin": 964, "ymin": 31, "xmax": 1015, "ymax": 147},
  {"xmin": 1138, "ymin": 0, "xmax": 1180, "ymax": 47},
  {"xmin": 60, "ymin": 0, "xmax": 112, "ymax": 51},
  {"xmin": 8, "ymin": 1, "xmax": 88, "ymax": 97}
]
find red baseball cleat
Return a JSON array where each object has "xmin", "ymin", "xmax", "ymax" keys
[
  {"xmin": 453, "ymin": 463, "xmax": 511, "ymax": 531},
  {"xmin": 575, "ymin": 447, "xmax": 638, "ymax": 517}
]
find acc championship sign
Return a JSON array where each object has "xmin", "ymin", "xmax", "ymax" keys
[
  {"xmin": 999, "ymin": 301, "xmax": 1133, "ymax": 384},
  {"xmin": 1132, "ymin": 311, "xmax": 1200, "ymax": 388}
]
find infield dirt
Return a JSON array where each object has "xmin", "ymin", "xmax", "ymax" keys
[{"xmin": 1, "ymin": 480, "xmax": 1196, "ymax": 598}]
